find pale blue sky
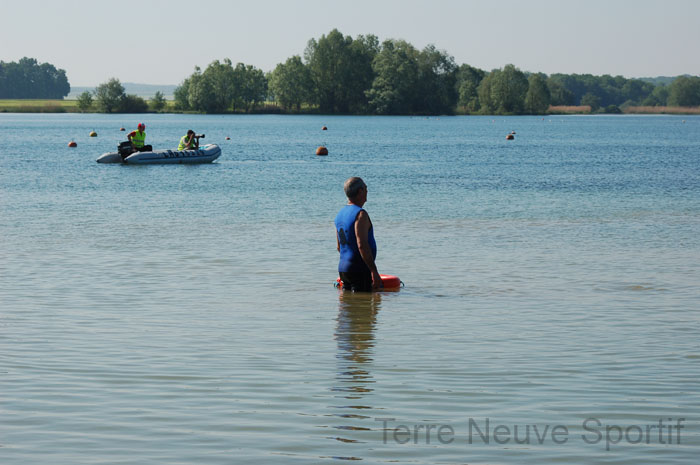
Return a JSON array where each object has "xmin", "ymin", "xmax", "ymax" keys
[{"xmin": 3, "ymin": 0, "xmax": 699, "ymax": 86}]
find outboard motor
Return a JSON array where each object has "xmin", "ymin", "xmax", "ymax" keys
[{"xmin": 118, "ymin": 141, "xmax": 133, "ymax": 159}]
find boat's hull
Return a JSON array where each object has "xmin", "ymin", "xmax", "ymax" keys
[{"xmin": 97, "ymin": 144, "xmax": 221, "ymax": 164}]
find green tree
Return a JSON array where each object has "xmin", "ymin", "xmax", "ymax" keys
[
  {"xmin": 268, "ymin": 55, "xmax": 313, "ymax": 111},
  {"xmin": 456, "ymin": 64, "xmax": 485, "ymax": 113},
  {"xmin": 489, "ymin": 64, "xmax": 528, "ymax": 114},
  {"xmin": 305, "ymin": 29, "xmax": 347, "ymax": 112},
  {"xmin": 305, "ymin": 29, "xmax": 377, "ymax": 113},
  {"xmin": 150, "ymin": 91, "xmax": 166, "ymax": 112},
  {"xmin": 76, "ymin": 90, "xmax": 93, "ymax": 112},
  {"xmin": 366, "ymin": 39, "xmax": 420, "ymax": 114},
  {"xmin": 621, "ymin": 79, "xmax": 654, "ymax": 105},
  {"xmin": 415, "ymin": 45, "xmax": 458, "ymax": 114},
  {"xmin": 187, "ymin": 67, "xmax": 216, "ymax": 112},
  {"xmin": 119, "ymin": 94, "xmax": 148, "ymax": 113},
  {"xmin": 0, "ymin": 57, "xmax": 69, "ymax": 99},
  {"xmin": 477, "ymin": 71, "xmax": 496, "ymax": 113},
  {"xmin": 201, "ymin": 59, "xmax": 236, "ymax": 112},
  {"xmin": 173, "ymin": 77, "xmax": 191, "ymax": 110},
  {"xmin": 238, "ymin": 64, "xmax": 268, "ymax": 112},
  {"xmin": 546, "ymin": 77, "xmax": 575, "ymax": 105},
  {"xmin": 524, "ymin": 73, "xmax": 551, "ymax": 114},
  {"xmin": 175, "ymin": 61, "xmax": 268, "ymax": 113},
  {"xmin": 230, "ymin": 63, "xmax": 247, "ymax": 111},
  {"xmin": 94, "ymin": 78, "xmax": 125, "ymax": 113},
  {"xmin": 181, "ymin": 61, "xmax": 234, "ymax": 113},
  {"xmin": 545, "ymin": 73, "xmax": 657, "ymax": 108},
  {"xmin": 548, "ymin": 74, "xmax": 590, "ymax": 106},
  {"xmin": 641, "ymin": 84, "xmax": 669, "ymax": 106},
  {"xmin": 580, "ymin": 92, "xmax": 601, "ymax": 112},
  {"xmin": 668, "ymin": 76, "xmax": 700, "ymax": 106},
  {"xmin": 344, "ymin": 34, "xmax": 379, "ymax": 113}
]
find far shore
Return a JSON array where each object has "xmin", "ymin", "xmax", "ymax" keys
[{"xmin": 1, "ymin": 99, "xmax": 699, "ymax": 116}]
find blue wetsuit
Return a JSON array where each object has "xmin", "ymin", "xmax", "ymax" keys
[{"xmin": 335, "ymin": 204, "xmax": 377, "ymax": 291}]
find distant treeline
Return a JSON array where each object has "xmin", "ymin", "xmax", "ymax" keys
[
  {"xmin": 171, "ymin": 29, "xmax": 700, "ymax": 114},
  {"xmin": 0, "ymin": 57, "xmax": 70, "ymax": 99},
  {"xmin": 8, "ymin": 29, "xmax": 700, "ymax": 115}
]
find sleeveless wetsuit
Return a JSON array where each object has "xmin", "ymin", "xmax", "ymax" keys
[{"xmin": 335, "ymin": 204, "xmax": 377, "ymax": 291}]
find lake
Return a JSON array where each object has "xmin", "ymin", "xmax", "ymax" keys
[{"xmin": 1, "ymin": 113, "xmax": 699, "ymax": 464}]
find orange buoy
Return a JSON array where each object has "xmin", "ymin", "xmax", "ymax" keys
[
  {"xmin": 68, "ymin": 140, "xmax": 77, "ymax": 147},
  {"xmin": 225, "ymin": 137, "xmax": 230, "ymax": 140},
  {"xmin": 335, "ymin": 274, "xmax": 403, "ymax": 291},
  {"xmin": 506, "ymin": 134, "xmax": 515, "ymax": 140},
  {"xmin": 120, "ymin": 127, "xmax": 125, "ymax": 131},
  {"xmin": 379, "ymin": 275, "xmax": 402, "ymax": 289},
  {"xmin": 89, "ymin": 131, "xmax": 97, "ymax": 137},
  {"xmin": 316, "ymin": 146, "xmax": 328, "ymax": 156},
  {"xmin": 322, "ymin": 126, "xmax": 327, "ymax": 130}
]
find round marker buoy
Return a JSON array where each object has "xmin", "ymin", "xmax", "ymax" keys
[
  {"xmin": 322, "ymin": 126, "xmax": 327, "ymax": 130},
  {"xmin": 316, "ymin": 146, "xmax": 328, "ymax": 156},
  {"xmin": 68, "ymin": 141, "xmax": 77, "ymax": 147},
  {"xmin": 506, "ymin": 134, "xmax": 515, "ymax": 140},
  {"xmin": 225, "ymin": 137, "xmax": 230, "ymax": 140},
  {"xmin": 89, "ymin": 130, "xmax": 97, "ymax": 137},
  {"xmin": 120, "ymin": 127, "xmax": 125, "ymax": 131}
]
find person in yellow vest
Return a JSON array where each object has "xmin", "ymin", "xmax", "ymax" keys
[
  {"xmin": 178, "ymin": 129, "xmax": 199, "ymax": 151},
  {"xmin": 127, "ymin": 123, "xmax": 152, "ymax": 153}
]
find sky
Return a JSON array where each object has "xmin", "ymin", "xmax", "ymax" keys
[{"xmin": 3, "ymin": 0, "xmax": 699, "ymax": 86}]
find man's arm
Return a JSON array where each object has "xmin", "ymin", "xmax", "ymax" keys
[{"xmin": 354, "ymin": 210, "xmax": 381, "ymax": 290}]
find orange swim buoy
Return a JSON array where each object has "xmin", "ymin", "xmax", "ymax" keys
[
  {"xmin": 119, "ymin": 127, "xmax": 125, "ymax": 131},
  {"xmin": 68, "ymin": 141, "xmax": 77, "ymax": 147},
  {"xmin": 316, "ymin": 146, "xmax": 328, "ymax": 156},
  {"xmin": 322, "ymin": 126, "xmax": 327, "ymax": 130},
  {"xmin": 225, "ymin": 137, "xmax": 231, "ymax": 140},
  {"xmin": 506, "ymin": 134, "xmax": 514, "ymax": 140},
  {"xmin": 335, "ymin": 274, "xmax": 403, "ymax": 291}
]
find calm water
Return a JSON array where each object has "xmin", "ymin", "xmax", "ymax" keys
[{"xmin": 1, "ymin": 113, "xmax": 699, "ymax": 464}]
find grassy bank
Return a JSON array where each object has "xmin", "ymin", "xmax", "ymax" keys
[
  {"xmin": 1, "ymin": 99, "xmax": 699, "ymax": 115},
  {"xmin": 0, "ymin": 99, "xmax": 177, "ymax": 113},
  {"xmin": 0, "ymin": 99, "xmax": 78, "ymax": 112}
]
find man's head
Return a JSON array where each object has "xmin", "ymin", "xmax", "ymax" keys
[
  {"xmin": 187, "ymin": 129, "xmax": 195, "ymax": 136},
  {"xmin": 137, "ymin": 123, "xmax": 145, "ymax": 131},
  {"xmin": 344, "ymin": 177, "xmax": 368, "ymax": 203}
]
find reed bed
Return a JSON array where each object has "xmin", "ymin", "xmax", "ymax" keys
[
  {"xmin": 624, "ymin": 106, "xmax": 700, "ymax": 114},
  {"xmin": 548, "ymin": 105, "xmax": 592, "ymax": 114}
]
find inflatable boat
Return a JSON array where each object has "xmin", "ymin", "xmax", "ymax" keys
[{"xmin": 97, "ymin": 144, "xmax": 222, "ymax": 164}]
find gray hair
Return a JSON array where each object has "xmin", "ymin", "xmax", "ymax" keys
[{"xmin": 344, "ymin": 177, "xmax": 367, "ymax": 199}]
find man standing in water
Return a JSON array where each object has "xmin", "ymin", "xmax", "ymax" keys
[{"xmin": 335, "ymin": 177, "xmax": 382, "ymax": 291}]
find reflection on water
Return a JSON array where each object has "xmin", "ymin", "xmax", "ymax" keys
[{"xmin": 328, "ymin": 291, "xmax": 381, "ymax": 452}]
